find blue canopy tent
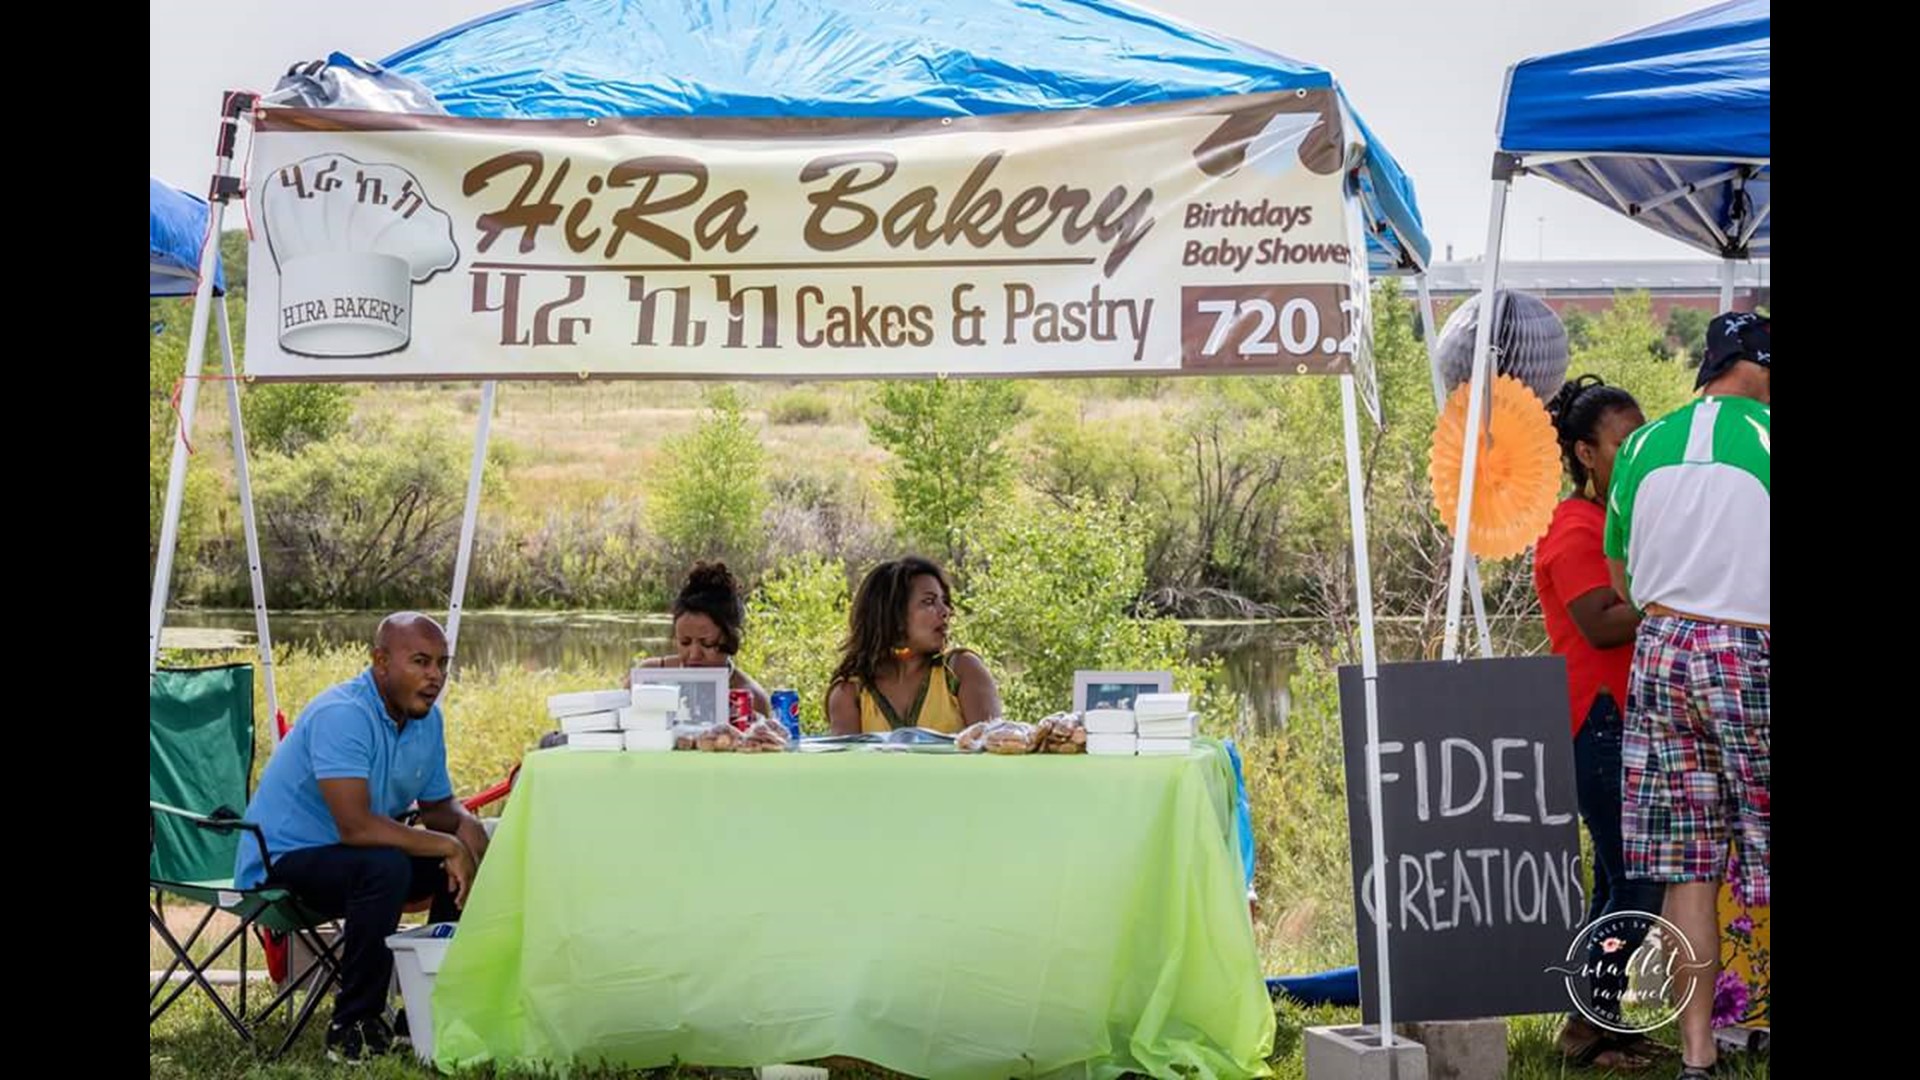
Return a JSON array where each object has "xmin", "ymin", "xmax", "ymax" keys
[
  {"xmin": 1438, "ymin": 0, "xmax": 1769, "ymax": 659},
  {"xmin": 149, "ymin": 177, "xmax": 225, "ymax": 298},
  {"xmin": 1499, "ymin": 0, "xmax": 1769, "ymax": 265},
  {"xmin": 153, "ymin": 0, "xmax": 1443, "ymax": 1038}
]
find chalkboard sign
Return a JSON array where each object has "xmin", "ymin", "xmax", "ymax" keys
[{"xmin": 1340, "ymin": 657, "xmax": 1584, "ymax": 1023}]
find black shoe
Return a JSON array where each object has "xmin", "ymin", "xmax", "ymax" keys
[
  {"xmin": 391, "ymin": 1008, "xmax": 412, "ymax": 1049},
  {"xmin": 325, "ymin": 1016, "xmax": 397, "ymax": 1064}
]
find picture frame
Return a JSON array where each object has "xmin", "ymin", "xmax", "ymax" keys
[
  {"xmin": 629, "ymin": 666, "xmax": 731, "ymax": 728},
  {"xmin": 1072, "ymin": 670, "xmax": 1174, "ymax": 713}
]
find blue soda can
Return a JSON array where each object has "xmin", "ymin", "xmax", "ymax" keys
[{"xmin": 771, "ymin": 689, "xmax": 802, "ymax": 743}]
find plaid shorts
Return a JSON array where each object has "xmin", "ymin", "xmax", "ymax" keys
[{"xmin": 1622, "ymin": 615, "xmax": 1770, "ymax": 907}]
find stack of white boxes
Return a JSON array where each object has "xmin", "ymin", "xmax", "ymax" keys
[
  {"xmin": 547, "ymin": 687, "xmax": 678, "ymax": 752},
  {"xmin": 619, "ymin": 684, "xmax": 679, "ymax": 752},
  {"xmin": 1133, "ymin": 693, "xmax": 1195, "ymax": 755},
  {"xmin": 1083, "ymin": 706, "xmax": 1139, "ymax": 756},
  {"xmin": 1080, "ymin": 693, "xmax": 1195, "ymax": 756}
]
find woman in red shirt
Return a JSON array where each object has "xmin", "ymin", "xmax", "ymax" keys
[{"xmin": 1538, "ymin": 375, "xmax": 1666, "ymax": 1069}]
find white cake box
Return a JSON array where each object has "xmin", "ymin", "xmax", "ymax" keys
[
  {"xmin": 623, "ymin": 728, "xmax": 675, "ymax": 753},
  {"xmin": 547, "ymin": 688, "xmax": 635, "ymax": 718}
]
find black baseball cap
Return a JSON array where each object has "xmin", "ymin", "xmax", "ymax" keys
[{"xmin": 1697, "ymin": 312, "xmax": 1770, "ymax": 389}]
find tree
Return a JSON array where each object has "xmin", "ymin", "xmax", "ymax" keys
[
  {"xmin": 251, "ymin": 422, "xmax": 483, "ymax": 607},
  {"xmin": 647, "ymin": 385, "xmax": 771, "ymax": 573},
  {"xmin": 218, "ymin": 229, "xmax": 249, "ymax": 296},
  {"xmin": 735, "ymin": 556, "xmax": 850, "ymax": 728},
  {"xmin": 148, "ymin": 297, "xmax": 224, "ymax": 567},
  {"xmin": 867, "ymin": 378, "xmax": 1024, "ymax": 569},
  {"xmin": 1570, "ymin": 292, "xmax": 1693, "ymax": 421},
  {"xmin": 243, "ymin": 384, "xmax": 355, "ymax": 454},
  {"xmin": 960, "ymin": 498, "xmax": 1212, "ymax": 722},
  {"xmin": 1562, "ymin": 308, "xmax": 1596, "ymax": 351},
  {"xmin": 1665, "ymin": 306, "xmax": 1711, "ymax": 368}
]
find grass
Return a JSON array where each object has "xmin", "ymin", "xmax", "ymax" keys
[
  {"xmin": 767, "ymin": 389, "xmax": 837, "ymax": 426},
  {"xmin": 174, "ymin": 380, "xmax": 893, "ymax": 521},
  {"xmin": 150, "ymin": 989, "xmax": 1770, "ymax": 1079},
  {"xmin": 153, "ymin": 646, "xmax": 1768, "ymax": 1079}
]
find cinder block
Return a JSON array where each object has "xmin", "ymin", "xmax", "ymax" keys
[
  {"xmin": 1393, "ymin": 1019, "xmax": 1507, "ymax": 1080},
  {"xmin": 1305, "ymin": 1024, "xmax": 1429, "ymax": 1080}
]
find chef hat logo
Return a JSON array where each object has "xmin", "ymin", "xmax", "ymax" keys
[{"xmin": 263, "ymin": 154, "xmax": 458, "ymax": 358}]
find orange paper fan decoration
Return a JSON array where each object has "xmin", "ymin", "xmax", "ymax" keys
[{"xmin": 1429, "ymin": 375, "xmax": 1562, "ymax": 560}]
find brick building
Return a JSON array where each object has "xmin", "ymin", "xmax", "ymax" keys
[{"xmin": 1422, "ymin": 259, "xmax": 1769, "ymax": 324}]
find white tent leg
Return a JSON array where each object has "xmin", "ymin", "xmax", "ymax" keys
[
  {"xmin": 446, "ymin": 380, "xmax": 497, "ymax": 666},
  {"xmin": 1720, "ymin": 257, "xmax": 1737, "ymax": 312},
  {"xmin": 1341, "ymin": 373, "xmax": 1396, "ymax": 1044},
  {"xmin": 150, "ymin": 197, "xmax": 233, "ymax": 675},
  {"xmin": 1443, "ymin": 178, "xmax": 1512, "ymax": 661},
  {"xmin": 150, "ymin": 362, "xmax": 204, "ymax": 674},
  {"xmin": 217, "ymin": 301, "xmax": 281, "ymax": 735},
  {"xmin": 1415, "ymin": 275, "xmax": 1494, "ymax": 659}
]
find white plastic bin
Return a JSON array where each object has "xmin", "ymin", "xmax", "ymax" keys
[{"xmin": 386, "ymin": 923, "xmax": 456, "ymax": 1064}]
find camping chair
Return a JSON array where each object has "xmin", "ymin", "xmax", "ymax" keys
[{"xmin": 149, "ymin": 663, "xmax": 342, "ymax": 1058}]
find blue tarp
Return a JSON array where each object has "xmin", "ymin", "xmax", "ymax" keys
[
  {"xmin": 150, "ymin": 176, "xmax": 225, "ymax": 298},
  {"xmin": 1498, "ymin": 0, "xmax": 1768, "ymax": 257},
  {"xmin": 1268, "ymin": 967, "xmax": 1360, "ymax": 1008},
  {"xmin": 377, "ymin": 0, "xmax": 1429, "ymax": 272}
]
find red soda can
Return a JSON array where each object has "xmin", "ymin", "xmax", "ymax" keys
[{"xmin": 729, "ymin": 688, "xmax": 754, "ymax": 731}]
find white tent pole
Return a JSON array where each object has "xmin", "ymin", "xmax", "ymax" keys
[
  {"xmin": 150, "ymin": 325, "xmax": 209, "ymax": 674},
  {"xmin": 1573, "ymin": 158, "xmax": 1634, "ymax": 217},
  {"xmin": 1415, "ymin": 275, "xmax": 1495, "ymax": 659},
  {"xmin": 216, "ymin": 300, "xmax": 282, "ymax": 735},
  {"xmin": 1738, "ymin": 203, "xmax": 1770, "ymax": 249},
  {"xmin": 1720, "ymin": 257, "xmax": 1738, "ymax": 312},
  {"xmin": 446, "ymin": 380, "xmax": 497, "ymax": 667},
  {"xmin": 1443, "ymin": 171, "xmax": 1513, "ymax": 661},
  {"xmin": 1629, "ymin": 167, "xmax": 1744, "ymax": 215},
  {"xmin": 1340, "ymin": 371, "xmax": 1395, "ymax": 1045},
  {"xmin": 151, "ymin": 105, "xmax": 246, "ymax": 675},
  {"xmin": 1653, "ymin": 160, "xmax": 1733, "ymax": 251}
]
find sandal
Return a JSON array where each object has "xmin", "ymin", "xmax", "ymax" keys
[{"xmin": 1559, "ymin": 1018, "xmax": 1658, "ymax": 1070}]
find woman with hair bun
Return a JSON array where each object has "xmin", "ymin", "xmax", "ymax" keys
[{"xmin": 636, "ymin": 560, "xmax": 773, "ymax": 717}]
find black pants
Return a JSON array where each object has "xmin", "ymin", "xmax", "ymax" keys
[
  {"xmin": 269, "ymin": 843, "xmax": 459, "ymax": 1026},
  {"xmin": 1573, "ymin": 694, "xmax": 1666, "ymax": 1024}
]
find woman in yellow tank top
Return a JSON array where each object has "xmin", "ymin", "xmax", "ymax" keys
[{"xmin": 825, "ymin": 556, "xmax": 1002, "ymax": 735}]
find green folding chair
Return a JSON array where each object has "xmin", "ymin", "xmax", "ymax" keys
[{"xmin": 149, "ymin": 663, "xmax": 340, "ymax": 1058}]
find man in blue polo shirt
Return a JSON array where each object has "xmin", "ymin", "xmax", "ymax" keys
[{"xmin": 236, "ymin": 612, "xmax": 488, "ymax": 1063}]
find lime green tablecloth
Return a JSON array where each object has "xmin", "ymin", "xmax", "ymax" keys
[{"xmin": 433, "ymin": 738, "xmax": 1274, "ymax": 1078}]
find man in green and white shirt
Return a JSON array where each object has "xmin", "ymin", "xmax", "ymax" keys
[{"xmin": 1604, "ymin": 312, "xmax": 1769, "ymax": 1078}]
